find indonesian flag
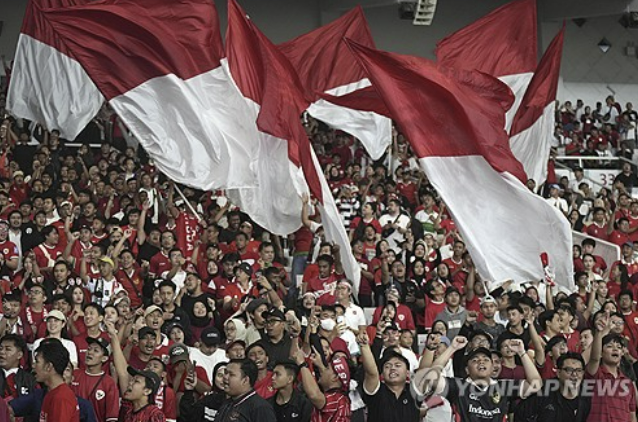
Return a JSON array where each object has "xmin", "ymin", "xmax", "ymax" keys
[
  {"xmin": 7, "ymin": 0, "xmax": 103, "ymax": 139},
  {"xmin": 435, "ymin": 0, "xmax": 537, "ymax": 133},
  {"xmin": 347, "ymin": 40, "xmax": 573, "ymax": 290},
  {"xmin": 509, "ymin": 29, "xmax": 565, "ymax": 186},
  {"xmin": 279, "ymin": 7, "xmax": 392, "ymax": 160},
  {"xmin": 36, "ymin": 0, "xmax": 263, "ymax": 191},
  {"xmin": 226, "ymin": 0, "xmax": 361, "ymax": 290}
]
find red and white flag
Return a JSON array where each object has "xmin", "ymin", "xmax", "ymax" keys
[
  {"xmin": 227, "ymin": 0, "xmax": 360, "ymax": 290},
  {"xmin": 347, "ymin": 40, "xmax": 573, "ymax": 290},
  {"xmin": 36, "ymin": 0, "xmax": 262, "ymax": 191},
  {"xmin": 436, "ymin": 0, "xmax": 537, "ymax": 133},
  {"xmin": 279, "ymin": 7, "xmax": 392, "ymax": 160},
  {"xmin": 509, "ymin": 29, "xmax": 564, "ymax": 186},
  {"xmin": 7, "ymin": 0, "xmax": 103, "ymax": 139}
]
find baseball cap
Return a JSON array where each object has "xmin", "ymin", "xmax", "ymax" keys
[
  {"xmin": 46, "ymin": 310, "xmax": 67, "ymax": 323},
  {"xmin": 144, "ymin": 305, "xmax": 164, "ymax": 318},
  {"xmin": 138, "ymin": 326, "xmax": 157, "ymax": 340},
  {"xmin": 201, "ymin": 326, "xmax": 222, "ymax": 347},
  {"xmin": 545, "ymin": 335, "xmax": 567, "ymax": 354},
  {"xmin": 168, "ymin": 343, "xmax": 189, "ymax": 364},
  {"xmin": 330, "ymin": 356, "xmax": 350, "ymax": 391},
  {"xmin": 439, "ymin": 336, "xmax": 451, "ymax": 347},
  {"xmin": 480, "ymin": 296, "xmax": 497, "ymax": 306},
  {"xmin": 246, "ymin": 298, "xmax": 268, "ymax": 315},
  {"xmin": 79, "ymin": 224, "xmax": 92, "ymax": 232},
  {"xmin": 234, "ymin": 262, "xmax": 253, "ymax": 277},
  {"xmin": 385, "ymin": 322, "xmax": 400, "ymax": 332},
  {"xmin": 262, "ymin": 307, "xmax": 286, "ymax": 322},
  {"xmin": 445, "ymin": 286, "xmax": 460, "ymax": 297},
  {"xmin": 380, "ymin": 350, "xmax": 410, "ymax": 369},
  {"xmin": 87, "ymin": 336, "xmax": 110, "ymax": 356},
  {"xmin": 465, "ymin": 347, "xmax": 492, "ymax": 365},
  {"xmin": 164, "ymin": 321, "xmax": 184, "ymax": 335},
  {"xmin": 98, "ymin": 256, "xmax": 115, "ymax": 267},
  {"xmin": 624, "ymin": 241, "xmax": 634, "ymax": 248},
  {"xmin": 127, "ymin": 366, "xmax": 161, "ymax": 401}
]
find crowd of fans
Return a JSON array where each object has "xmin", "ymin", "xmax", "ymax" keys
[{"xmin": 0, "ymin": 86, "xmax": 636, "ymax": 422}]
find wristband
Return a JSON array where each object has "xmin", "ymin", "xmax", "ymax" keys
[{"xmin": 299, "ymin": 362, "xmax": 309, "ymax": 369}]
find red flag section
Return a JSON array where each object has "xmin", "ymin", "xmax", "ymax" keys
[
  {"xmin": 435, "ymin": 0, "xmax": 537, "ymax": 76},
  {"xmin": 508, "ymin": 28, "xmax": 564, "ymax": 185},
  {"xmin": 278, "ymin": 7, "xmax": 392, "ymax": 160},
  {"xmin": 346, "ymin": 39, "xmax": 573, "ymax": 290},
  {"xmin": 37, "ymin": 0, "xmax": 261, "ymax": 191}
]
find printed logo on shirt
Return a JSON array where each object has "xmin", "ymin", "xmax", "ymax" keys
[
  {"xmin": 204, "ymin": 407, "xmax": 217, "ymax": 421},
  {"xmin": 96, "ymin": 390, "xmax": 105, "ymax": 400}
]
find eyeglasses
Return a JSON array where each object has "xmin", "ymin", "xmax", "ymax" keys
[
  {"xmin": 265, "ymin": 319, "xmax": 283, "ymax": 326},
  {"xmin": 560, "ymin": 367, "xmax": 584, "ymax": 376},
  {"xmin": 28, "ymin": 290, "xmax": 43, "ymax": 295}
]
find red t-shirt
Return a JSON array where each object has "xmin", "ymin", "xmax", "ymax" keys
[
  {"xmin": 40, "ymin": 383, "xmax": 80, "ymax": 422},
  {"xmin": 424, "ymin": 296, "xmax": 446, "ymax": 330},
  {"xmin": 609, "ymin": 230, "xmax": 630, "ymax": 247},
  {"xmin": 0, "ymin": 240, "xmax": 18, "ymax": 262},
  {"xmin": 442, "ymin": 257, "xmax": 463, "ymax": 275},
  {"xmin": 582, "ymin": 223, "xmax": 609, "ymax": 241},
  {"xmin": 118, "ymin": 401, "xmax": 166, "ymax": 422},
  {"xmin": 293, "ymin": 227, "xmax": 314, "ymax": 254},
  {"xmin": 116, "ymin": 267, "xmax": 145, "ymax": 308},
  {"xmin": 149, "ymin": 251, "xmax": 171, "ymax": 277},
  {"xmin": 71, "ymin": 370, "xmax": 120, "ymax": 422},
  {"xmin": 307, "ymin": 274, "xmax": 341, "ymax": 306},
  {"xmin": 34, "ymin": 243, "xmax": 64, "ymax": 269},
  {"xmin": 168, "ymin": 365, "xmax": 210, "ymax": 392},
  {"xmin": 371, "ymin": 304, "xmax": 416, "ymax": 330},
  {"xmin": 254, "ymin": 371, "xmax": 276, "ymax": 399},
  {"xmin": 586, "ymin": 366, "xmax": 636, "ymax": 422},
  {"xmin": 73, "ymin": 331, "xmax": 110, "ymax": 370},
  {"xmin": 311, "ymin": 391, "xmax": 350, "ymax": 422},
  {"xmin": 537, "ymin": 357, "xmax": 558, "ymax": 380}
]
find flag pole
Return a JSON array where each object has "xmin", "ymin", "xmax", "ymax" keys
[{"xmin": 173, "ymin": 184, "xmax": 202, "ymax": 223}]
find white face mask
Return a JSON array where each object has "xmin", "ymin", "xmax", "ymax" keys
[{"xmin": 320, "ymin": 318, "xmax": 336, "ymax": 332}]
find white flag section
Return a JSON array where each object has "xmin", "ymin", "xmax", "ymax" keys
[
  {"xmin": 8, "ymin": 34, "xmax": 103, "ymax": 139},
  {"xmin": 500, "ymin": 73, "xmax": 533, "ymax": 133},
  {"xmin": 421, "ymin": 156, "xmax": 572, "ymax": 290},
  {"xmin": 108, "ymin": 68, "xmax": 260, "ymax": 190},
  {"xmin": 509, "ymin": 104, "xmax": 554, "ymax": 186},
  {"xmin": 307, "ymin": 78, "xmax": 392, "ymax": 161},
  {"xmin": 312, "ymin": 149, "xmax": 362, "ymax": 292}
]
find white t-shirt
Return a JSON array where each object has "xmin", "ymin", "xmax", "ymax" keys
[
  {"xmin": 32, "ymin": 337, "xmax": 78, "ymax": 367},
  {"xmin": 87, "ymin": 277, "xmax": 124, "ymax": 307},
  {"xmin": 188, "ymin": 347, "xmax": 228, "ymax": 384},
  {"xmin": 343, "ymin": 303, "xmax": 367, "ymax": 331},
  {"xmin": 378, "ymin": 213, "xmax": 411, "ymax": 252}
]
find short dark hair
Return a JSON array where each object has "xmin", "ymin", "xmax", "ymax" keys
[
  {"xmin": 316, "ymin": 254, "xmax": 334, "ymax": 266},
  {"xmin": 35, "ymin": 339, "xmax": 70, "ymax": 376},
  {"xmin": 158, "ymin": 280, "xmax": 176, "ymax": 292},
  {"xmin": 273, "ymin": 359, "xmax": 300, "ymax": 379},
  {"xmin": 0, "ymin": 334, "xmax": 26, "ymax": 352},
  {"xmin": 556, "ymin": 352, "xmax": 585, "ymax": 370},
  {"xmin": 230, "ymin": 359, "xmax": 258, "ymax": 387},
  {"xmin": 41, "ymin": 226, "xmax": 58, "ymax": 238},
  {"xmin": 83, "ymin": 302, "xmax": 105, "ymax": 316}
]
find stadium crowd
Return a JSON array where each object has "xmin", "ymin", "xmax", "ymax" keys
[{"xmin": 0, "ymin": 87, "xmax": 636, "ymax": 422}]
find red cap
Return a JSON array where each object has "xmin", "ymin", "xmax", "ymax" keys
[{"xmin": 330, "ymin": 337, "xmax": 351, "ymax": 360}]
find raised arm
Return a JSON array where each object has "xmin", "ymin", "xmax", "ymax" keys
[
  {"xmin": 294, "ymin": 347, "xmax": 326, "ymax": 410},
  {"xmin": 508, "ymin": 339, "xmax": 542, "ymax": 398},
  {"xmin": 357, "ymin": 332, "xmax": 380, "ymax": 394},
  {"xmin": 105, "ymin": 321, "xmax": 130, "ymax": 394},
  {"xmin": 587, "ymin": 314, "xmax": 611, "ymax": 375}
]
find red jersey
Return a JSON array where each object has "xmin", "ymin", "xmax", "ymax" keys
[
  {"xmin": 71, "ymin": 370, "xmax": 120, "ymax": 422},
  {"xmin": 116, "ymin": 267, "xmax": 145, "ymax": 308},
  {"xmin": 311, "ymin": 391, "xmax": 350, "ymax": 422},
  {"xmin": 307, "ymin": 274, "xmax": 341, "ymax": 306},
  {"xmin": 254, "ymin": 371, "xmax": 276, "ymax": 399},
  {"xmin": 537, "ymin": 357, "xmax": 558, "ymax": 380},
  {"xmin": 168, "ymin": 365, "xmax": 210, "ymax": 393},
  {"xmin": 34, "ymin": 243, "xmax": 64, "ymax": 269},
  {"xmin": 424, "ymin": 296, "xmax": 446, "ymax": 330},
  {"xmin": 293, "ymin": 227, "xmax": 314, "ymax": 254},
  {"xmin": 223, "ymin": 282, "xmax": 259, "ymax": 312},
  {"xmin": 586, "ymin": 365, "xmax": 636, "ymax": 422},
  {"xmin": 396, "ymin": 181, "xmax": 417, "ymax": 205},
  {"xmin": 118, "ymin": 401, "xmax": 166, "ymax": 422},
  {"xmin": 371, "ymin": 304, "xmax": 416, "ymax": 330},
  {"xmin": 0, "ymin": 240, "xmax": 18, "ymax": 262},
  {"xmin": 149, "ymin": 251, "xmax": 171, "ymax": 278},
  {"xmin": 609, "ymin": 230, "xmax": 630, "ymax": 247},
  {"xmin": 39, "ymin": 383, "xmax": 80, "ymax": 422},
  {"xmin": 611, "ymin": 258, "xmax": 638, "ymax": 277},
  {"xmin": 582, "ymin": 223, "xmax": 609, "ymax": 241},
  {"xmin": 442, "ymin": 257, "xmax": 463, "ymax": 275}
]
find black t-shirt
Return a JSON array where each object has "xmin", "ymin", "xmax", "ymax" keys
[
  {"xmin": 362, "ymin": 382, "xmax": 419, "ymax": 422},
  {"xmin": 137, "ymin": 242, "xmax": 160, "ymax": 264},
  {"xmin": 445, "ymin": 378, "xmax": 520, "ymax": 422},
  {"xmin": 268, "ymin": 389, "xmax": 313, "ymax": 422},
  {"xmin": 514, "ymin": 388, "xmax": 591, "ymax": 422}
]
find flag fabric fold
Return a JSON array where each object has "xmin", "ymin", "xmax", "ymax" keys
[
  {"xmin": 347, "ymin": 40, "xmax": 573, "ymax": 291},
  {"xmin": 38, "ymin": 0, "xmax": 261, "ymax": 191},
  {"xmin": 7, "ymin": 0, "xmax": 104, "ymax": 139},
  {"xmin": 227, "ymin": 0, "xmax": 360, "ymax": 290},
  {"xmin": 435, "ymin": 0, "xmax": 537, "ymax": 134},
  {"xmin": 279, "ymin": 7, "xmax": 391, "ymax": 160},
  {"xmin": 509, "ymin": 29, "xmax": 564, "ymax": 186}
]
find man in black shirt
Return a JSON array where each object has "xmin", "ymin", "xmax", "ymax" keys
[
  {"xmin": 515, "ymin": 352, "xmax": 591, "ymax": 422},
  {"xmin": 269, "ymin": 359, "xmax": 312, "ymax": 422},
  {"xmin": 359, "ymin": 332, "xmax": 420, "ymax": 422},
  {"xmin": 414, "ymin": 336, "xmax": 542, "ymax": 422},
  {"xmin": 216, "ymin": 359, "xmax": 276, "ymax": 422}
]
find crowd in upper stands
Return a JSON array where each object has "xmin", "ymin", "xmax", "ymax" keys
[{"xmin": 0, "ymin": 84, "xmax": 637, "ymax": 422}]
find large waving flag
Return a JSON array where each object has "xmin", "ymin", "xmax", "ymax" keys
[
  {"xmin": 347, "ymin": 40, "xmax": 573, "ymax": 290},
  {"xmin": 38, "ymin": 0, "xmax": 262, "ymax": 191},
  {"xmin": 226, "ymin": 0, "xmax": 361, "ymax": 290},
  {"xmin": 279, "ymin": 8, "xmax": 391, "ymax": 160},
  {"xmin": 436, "ymin": 0, "xmax": 537, "ymax": 133},
  {"xmin": 509, "ymin": 29, "xmax": 564, "ymax": 186},
  {"xmin": 7, "ymin": 0, "xmax": 103, "ymax": 139}
]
